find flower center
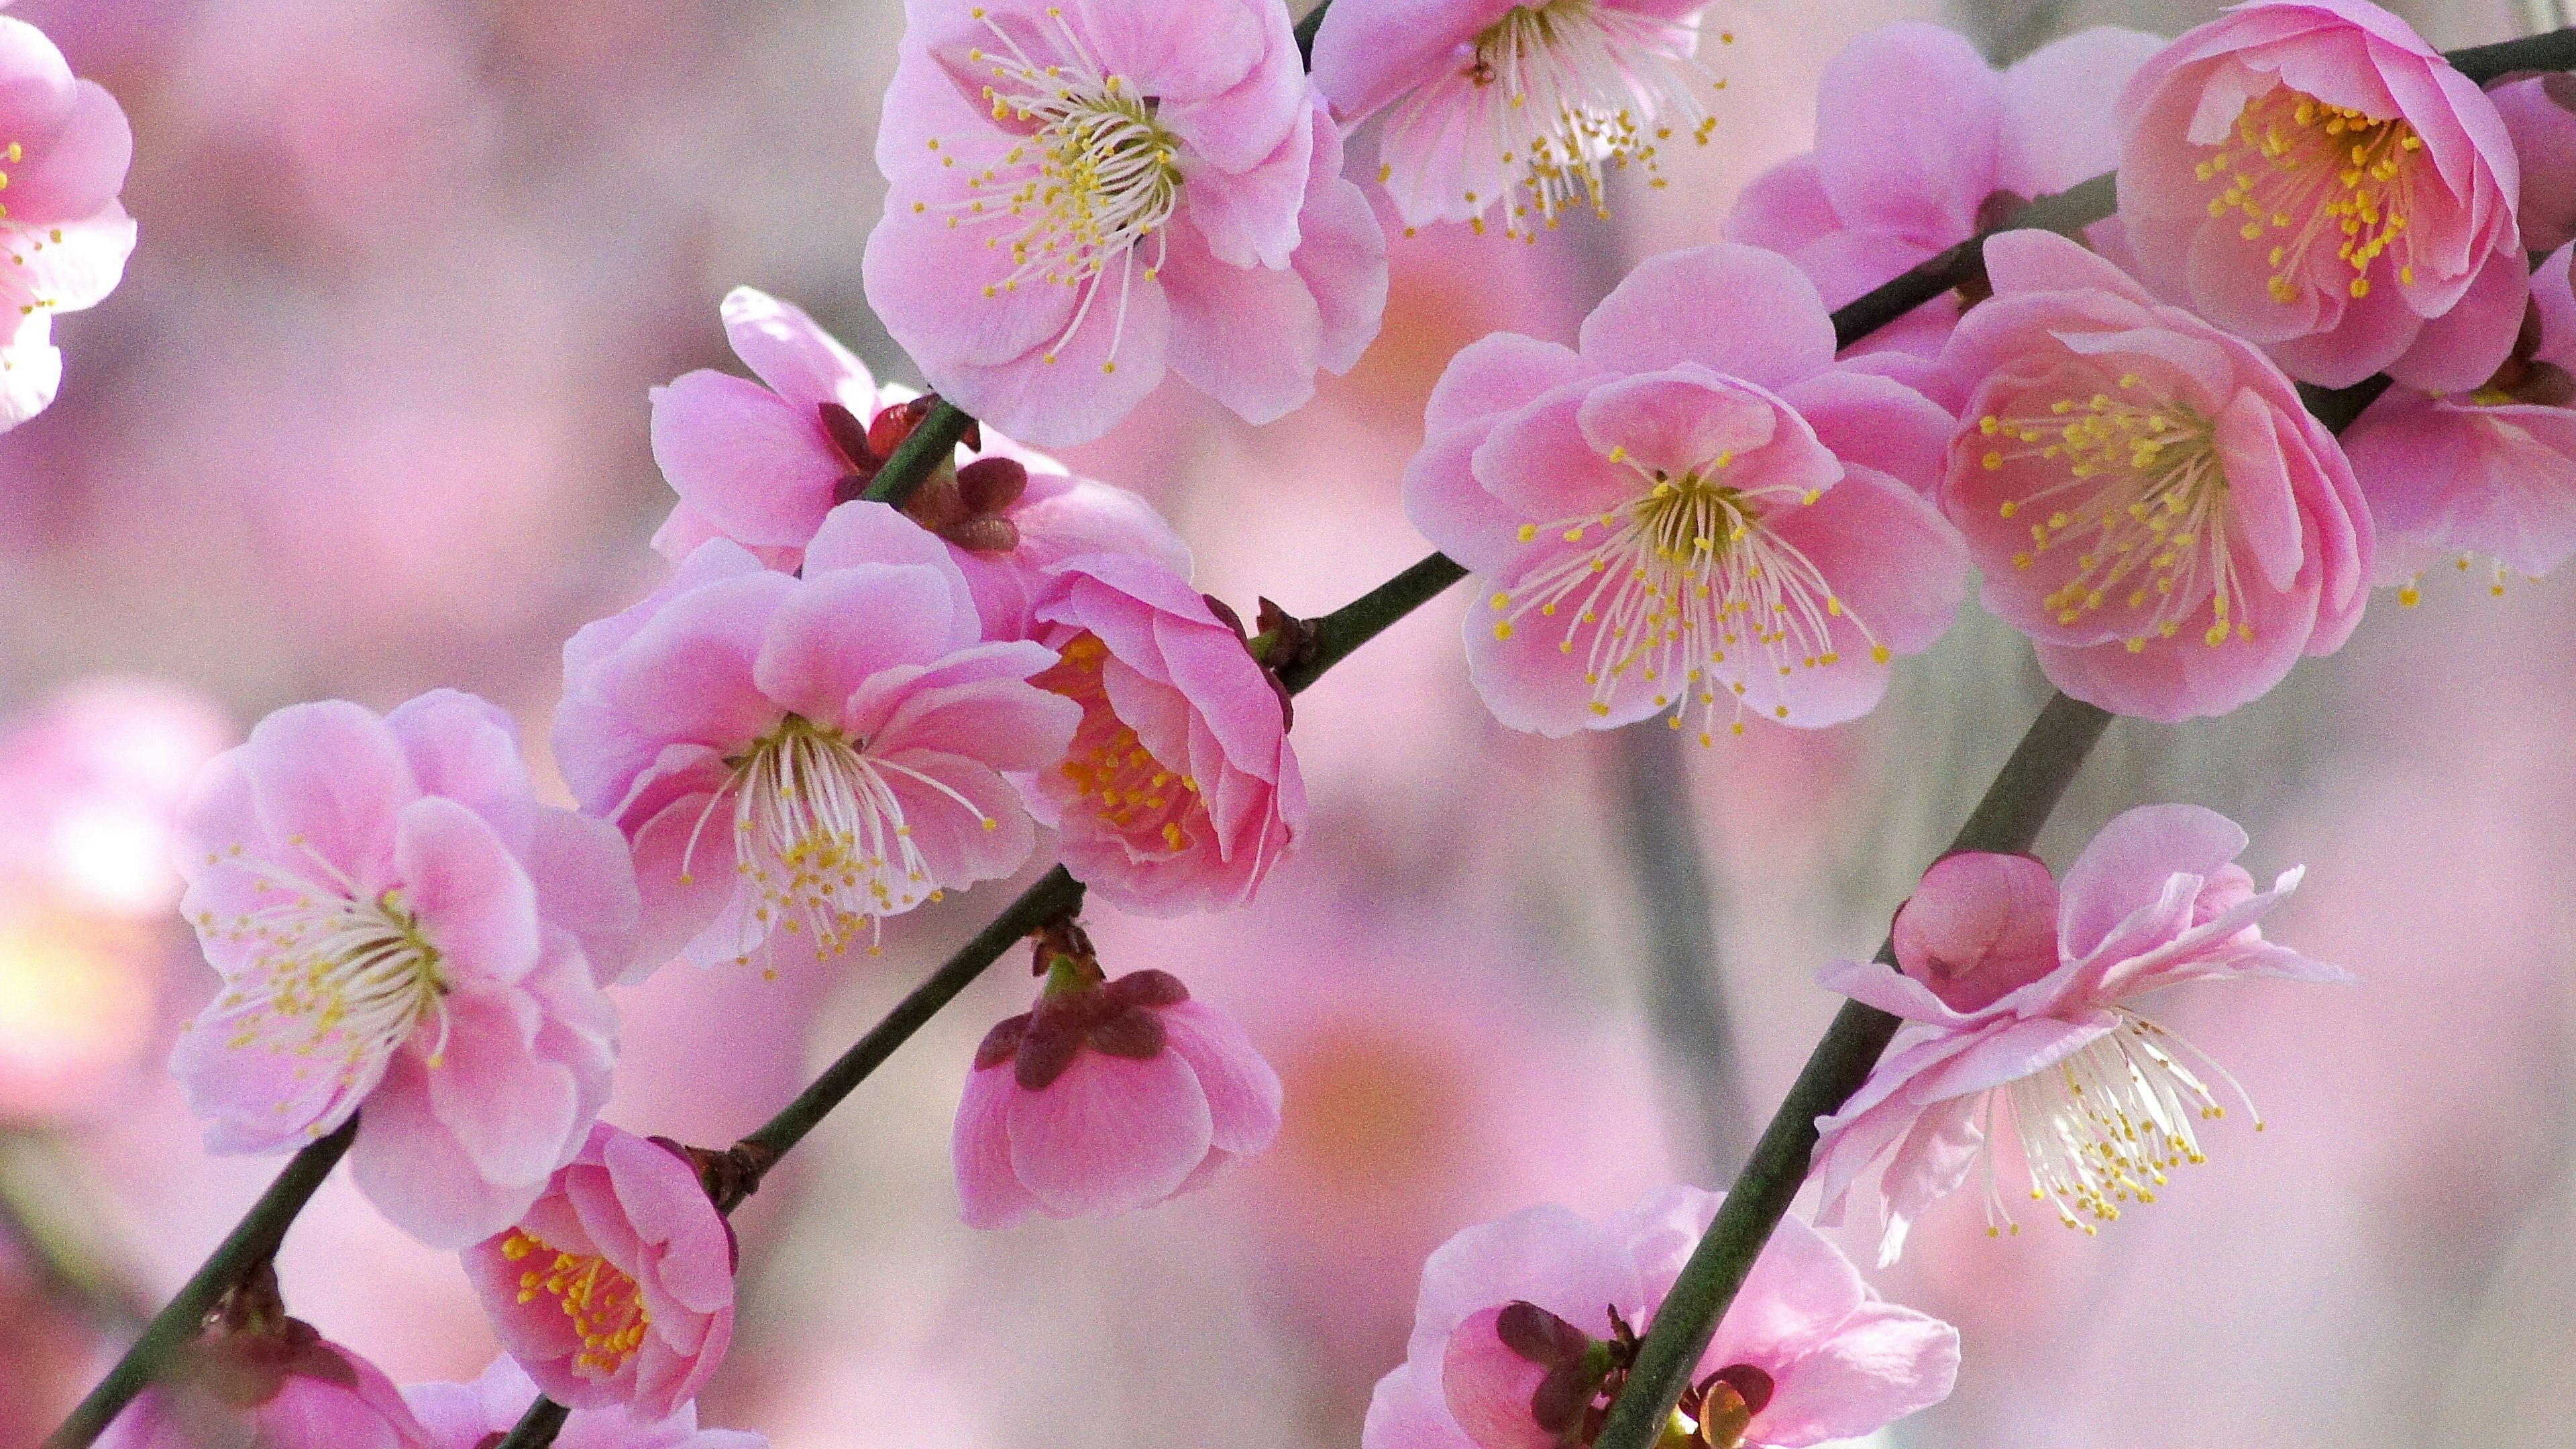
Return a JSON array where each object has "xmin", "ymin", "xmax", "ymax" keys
[
  {"xmin": 193, "ymin": 851, "xmax": 449, "ymax": 1128},
  {"xmin": 690, "ymin": 714, "xmax": 998, "ymax": 969},
  {"xmin": 501, "ymin": 1230, "xmax": 651, "ymax": 1378},
  {"xmin": 934, "ymin": 8, "xmax": 1184, "ymax": 372},
  {"xmin": 1415, "ymin": 0, "xmax": 1720, "ymax": 237},
  {"xmin": 1489, "ymin": 447, "xmax": 1873, "ymax": 740},
  {"xmin": 2197, "ymin": 88, "xmax": 2424, "ymax": 303},
  {"xmin": 1980, "ymin": 372, "xmax": 2251, "ymax": 651},
  {"xmin": 1983, "ymin": 1008, "xmax": 2259, "ymax": 1236},
  {"xmin": 1034, "ymin": 634, "xmax": 1201, "ymax": 855}
]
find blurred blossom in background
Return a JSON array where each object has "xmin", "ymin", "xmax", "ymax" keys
[{"xmin": 0, "ymin": 1, "xmax": 2569, "ymax": 1448}]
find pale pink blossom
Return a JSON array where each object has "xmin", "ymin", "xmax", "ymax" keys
[
  {"xmin": 862, "ymin": 0, "xmax": 1386, "ymax": 445},
  {"xmin": 1362, "ymin": 1185, "xmax": 1957, "ymax": 1449},
  {"xmin": 554, "ymin": 502, "xmax": 1081, "ymax": 973},
  {"xmin": 1028, "ymin": 555, "xmax": 1305, "ymax": 914},
  {"xmin": 1812, "ymin": 804, "xmax": 2350, "ymax": 1265},
  {"xmin": 406, "ymin": 1356, "xmax": 767, "ymax": 1449},
  {"xmin": 0, "ymin": 13, "xmax": 137, "ymax": 433},
  {"xmin": 1728, "ymin": 23, "xmax": 2165, "ymax": 364},
  {"xmin": 0, "ymin": 678, "xmax": 229, "ymax": 918},
  {"xmin": 101, "ymin": 1313, "xmax": 431, "ymax": 1449},
  {"xmin": 953, "ymin": 955, "xmax": 1281, "ymax": 1228},
  {"xmin": 648, "ymin": 287, "xmax": 1189, "ymax": 639},
  {"xmin": 1930, "ymin": 229, "xmax": 2372, "ymax": 722},
  {"xmin": 2489, "ymin": 74, "xmax": 2576, "ymax": 254},
  {"xmin": 170, "ymin": 690, "xmax": 635, "ymax": 1249},
  {"xmin": 2114, "ymin": 0, "xmax": 2528, "ymax": 391},
  {"xmin": 1404, "ymin": 242, "xmax": 1966, "ymax": 740},
  {"xmin": 2341, "ymin": 244, "xmax": 2576, "ymax": 602},
  {"xmin": 1311, "ymin": 0, "xmax": 1723, "ymax": 241},
  {"xmin": 463, "ymin": 1124, "xmax": 738, "ymax": 1422}
]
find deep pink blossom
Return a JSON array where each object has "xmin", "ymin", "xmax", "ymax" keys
[
  {"xmin": 0, "ymin": 14, "xmax": 137, "ymax": 433},
  {"xmin": 2341, "ymin": 244, "xmax": 2576, "ymax": 602},
  {"xmin": 1728, "ymin": 22, "xmax": 2165, "ymax": 365},
  {"xmin": 954, "ymin": 962, "xmax": 1281, "ymax": 1227},
  {"xmin": 1027, "ymin": 555, "xmax": 1304, "ymax": 914},
  {"xmin": 2114, "ymin": 0, "xmax": 2527, "ymax": 391},
  {"xmin": 1405, "ymin": 242, "xmax": 1966, "ymax": 740},
  {"xmin": 2489, "ymin": 74, "xmax": 2576, "ymax": 254},
  {"xmin": 1931, "ymin": 229, "xmax": 2372, "ymax": 722},
  {"xmin": 862, "ymin": 0, "xmax": 1386, "ymax": 445},
  {"xmin": 647, "ymin": 287, "xmax": 1189, "ymax": 639},
  {"xmin": 555, "ymin": 502, "xmax": 1080, "ymax": 974},
  {"xmin": 1311, "ymin": 0, "xmax": 1723, "ymax": 240},
  {"xmin": 102, "ymin": 1315, "xmax": 431, "ymax": 1449},
  {"xmin": 171, "ymin": 690, "xmax": 634, "ymax": 1249},
  {"xmin": 407, "ymin": 1356, "xmax": 765, "ymax": 1449},
  {"xmin": 1363, "ymin": 1186, "xmax": 1957, "ymax": 1449},
  {"xmin": 1813, "ymin": 804, "xmax": 2350, "ymax": 1265},
  {"xmin": 463, "ymin": 1125, "xmax": 738, "ymax": 1421}
]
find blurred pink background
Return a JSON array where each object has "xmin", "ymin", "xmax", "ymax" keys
[{"xmin": 1, "ymin": 1, "xmax": 2569, "ymax": 1446}]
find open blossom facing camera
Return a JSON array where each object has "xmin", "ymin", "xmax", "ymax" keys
[
  {"xmin": 1364, "ymin": 1187, "xmax": 1956, "ymax": 1449},
  {"xmin": 2115, "ymin": 0, "xmax": 2527, "ymax": 391},
  {"xmin": 0, "ymin": 14, "xmax": 137, "ymax": 432},
  {"xmin": 954, "ymin": 928, "xmax": 1280, "ymax": 1228},
  {"xmin": 1406, "ymin": 243, "xmax": 1966, "ymax": 741},
  {"xmin": 1812, "ymin": 804, "xmax": 2349, "ymax": 1265},
  {"xmin": 1311, "ymin": 0, "xmax": 1725, "ymax": 239},
  {"xmin": 464, "ymin": 1125, "xmax": 737, "ymax": 1421},
  {"xmin": 1932, "ymin": 230, "xmax": 2371, "ymax": 722},
  {"xmin": 2341, "ymin": 244, "xmax": 2576, "ymax": 601},
  {"xmin": 1728, "ymin": 23, "xmax": 2164, "ymax": 365},
  {"xmin": 555, "ymin": 502, "xmax": 1080, "ymax": 975},
  {"xmin": 648, "ymin": 287, "xmax": 1188, "ymax": 639},
  {"xmin": 863, "ymin": 0, "xmax": 1387, "ymax": 445},
  {"xmin": 407, "ymin": 1356, "xmax": 765, "ymax": 1449},
  {"xmin": 171, "ymin": 691, "xmax": 633, "ymax": 1249},
  {"xmin": 1028, "ymin": 555, "xmax": 1305, "ymax": 914}
]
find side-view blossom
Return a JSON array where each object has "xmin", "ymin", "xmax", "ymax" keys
[
  {"xmin": 407, "ymin": 1356, "xmax": 767, "ymax": 1449},
  {"xmin": 1813, "ymin": 804, "xmax": 2350, "ymax": 1265},
  {"xmin": 1727, "ymin": 21, "xmax": 2165, "ymax": 365},
  {"xmin": 648, "ymin": 287, "xmax": 1189, "ymax": 639},
  {"xmin": 954, "ymin": 929, "xmax": 1280, "ymax": 1228},
  {"xmin": 0, "ymin": 13, "xmax": 138, "ymax": 434},
  {"xmin": 1028, "ymin": 554, "xmax": 1305, "ymax": 914},
  {"xmin": 555, "ymin": 502, "xmax": 1080, "ymax": 974},
  {"xmin": 1405, "ymin": 242, "xmax": 1966, "ymax": 741},
  {"xmin": 2488, "ymin": 72, "xmax": 2576, "ymax": 253},
  {"xmin": 102, "ymin": 1286, "xmax": 431, "ymax": 1449},
  {"xmin": 2342, "ymin": 244, "xmax": 2576, "ymax": 601},
  {"xmin": 1363, "ymin": 1185, "xmax": 1957, "ymax": 1449},
  {"xmin": 1311, "ymin": 0, "xmax": 1725, "ymax": 240},
  {"xmin": 172, "ymin": 690, "xmax": 634, "ymax": 1249},
  {"xmin": 863, "ymin": 0, "xmax": 1386, "ymax": 445},
  {"xmin": 463, "ymin": 1124, "xmax": 738, "ymax": 1422},
  {"xmin": 1931, "ymin": 229, "xmax": 2371, "ymax": 722},
  {"xmin": 2115, "ymin": 0, "xmax": 2527, "ymax": 391}
]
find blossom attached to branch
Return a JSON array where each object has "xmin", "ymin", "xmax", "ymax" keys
[
  {"xmin": 100, "ymin": 1270, "xmax": 432, "ymax": 1448},
  {"xmin": 405, "ymin": 1356, "xmax": 766, "ymax": 1449}
]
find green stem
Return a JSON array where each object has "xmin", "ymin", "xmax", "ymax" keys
[
  {"xmin": 1275, "ymin": 552, "xmax": 1470, "ymax": 694},
  {"xmin": 44, "ymin": 1116, "xmax": 360, "ymax": 1449},
  {"xmin": 492, "ymin": 1395, "xmax": 572, "ymax": 1449},
  {"xmin": 860, "ymin": 400, "xmax": 976, "ymax": 511},
  {"xmin": 1294, "ymin": 1, "xmax": 1330, "ymax": 66}
]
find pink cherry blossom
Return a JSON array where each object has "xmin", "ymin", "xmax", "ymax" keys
[
  {"xmin": 2341, "ymin": 244, "xmax": 2576, "ymax": 602},
  {"xmin": 1311, "ymin": 0, "xmax": 1724, "ymax": 241},
  {"xmin": 2489, "ymin": 74, "xmax": 2576, "ymax": 254},
  {"xmin": 2114, "ymin": 0, "xmax": 2528, "ymax": 392},
  {"xmin": 1404, "ymin": 242, "xmax": 1966, "ymax": 741},
  {"xmin": 463, "ymin": 1124, "xmax": 738, "ymax": 1422},
  {"xmin": 406, "ymin": 1356, "xmax": 767, "ymax": 1449},
  {"xmin": 647, "ymin": 286, "xmax": 1189, "ymax": 639},
  {"xmin": 101, "ymin": 1313, "xmax": 431, "ymax": 1449},
  {"xmin": 953, "ymin": 954, "xmax": 1281, "ymax": 1228},
  {"xmin": 1362, "ymin": 1185, "xmax": 1957, "ymax": 1449},
  {"xmin": 862, "ymin": 0, "xmax": 1386, "ymax": 445},
  {"xmin": 1727, "ymin": 23, "xmax": 2165, "ymax": 365},
  {"xmin": 0, "ymin": 13, "xmax": 138, "ymax": 433},
  {"xmin": 170, "ymin": 690, "xmax": 635, "ymax": 1249},
  {"xmin": 1929, "ymin": 229, "xmax": 2372, "ymax": 722},
  {"xmin": 1027, "ymin": 554, "xmax": 1305, "ymax": 914},
  {"xmin": 0, "ymin": 678, "xmax": 229, "ymax": 918},
  {"xmin": 1813, "ymin": 804, "xmax": 2351, "ymax": 1265},
  {"xmin": 554, "ymin": 501, "xmax": 1081, "ymax": 974}
]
